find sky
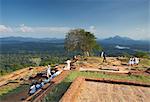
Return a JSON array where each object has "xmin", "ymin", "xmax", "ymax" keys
[{"xmin": 0, "ymin": 0, "xmax": 149, "ymax": 40}]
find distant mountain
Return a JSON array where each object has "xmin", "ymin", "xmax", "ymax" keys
[
  {"xmin": 1, "ymin": 36, "xmax": 149, "ymax": 45},
  {"xmin": 100, "ymin": 35, "xmax": 149, "ymax": 45},
  {"xmin": 0, "ymin": 36, "xmax": 64, "ymax": 43},
  {"xmin": 0, "ymin": 36, "xmax": 149, "ymax": 55}
]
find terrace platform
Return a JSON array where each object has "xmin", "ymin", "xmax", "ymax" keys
[{"xmin": 60, "ymin": 77, "xmax": 150, "ymax": 102}]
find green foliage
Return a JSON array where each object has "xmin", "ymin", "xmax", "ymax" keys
[
  {"xmin": 65, "ymin": 28, "xmax": 102, "ymax": 56},
  {"xmin": 40, "ymin": 56, "xmax": 67, "ymax": 66},
  {"xmin": 30, "ymin": 57, "xmax": 41, "ymax": 66},
  {"xmin": 140, "ymin": 58, "xmax": 150, "ymax": 66},
  {"xmin": 0, "ymin": 54, "xmax": 67, "ymax": 76},
  {"xmin": 135, "ymin": 51, "xmax": 149, "ymax": 58},
  {"xmin": 122, "ymin": 52, "xmax": 131, "ymax": 58}
]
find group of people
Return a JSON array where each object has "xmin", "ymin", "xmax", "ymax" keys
[
  {"xmin": 29, "ymin": 65, "xmax": 63, "ymax": 95},
  {"xmin": 29, "ymin": 59, "xmax": 72, "ymax": 95},
  {"xmin": 128, "ymin": 57, "xmax": 139, "ymax": 66},
  {"xmin": 29, "ymin": 79, "xmax": 44, "ymax": 95},
  {"xmin": 100, "ymin": 51, "xmax": 140, "ymax": 66}
]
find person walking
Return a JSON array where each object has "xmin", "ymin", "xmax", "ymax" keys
[
  {"xmin": 103, "ymin": 52, "xmax": 107, "ymax": 62},
  {"xmin": 101, "ymin": 51, "xmax": 104, "ymax": 57}
]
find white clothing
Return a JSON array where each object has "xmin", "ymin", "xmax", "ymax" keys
[
  {"xmin": 47, "ymin": 65, "xmax": 51, "ymax": 77},
  {"xmin": 44, "ymin": 78, "xmax": 50, "ymax": 83},
  {"xmin": 47, "ymin": 68, "xmax": 51, "ymax": 75},
  {"xmin": 41, "ymin": 82, "xmax": 44, "ymax": 87},
  {"xmin": 29, "ymin": 85, "xmax": 36, "ymax": 94},
  {"xmin": 135, "ymin": 57, "xmax": 139, "ymax": 64},
  {"xmin": 131, "ymin": 60, "xmax": 134, "ymax": 65},
  {"xmin": 101, "ymin": 52, "xmax": 104, "ymax": 57},
  {"xmin": 128, "ymin": 58, "xmax": 132, "ymax": 65},
  {"xmin": 53, "ymin": 70, "xmax": 62, "ymax": 77},
  {"xmin": 66, "ymin": 60, "xmax": 71, "ymax": 70},
  {"xmin": 36, "ymin": 84, "xmax": 41, "ymax": 89}
]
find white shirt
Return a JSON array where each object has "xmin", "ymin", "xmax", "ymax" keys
[
  {"xmin": 47, "ymin": 67, "xmax": 51, "ymax": 75},
  {"xmin": 135, "ymin": 57, "xmax": 139, "ymax": 64},
  {"xmin": 30, "ymin": 85, "xmax": 36, "ymax": 94},
  {"xmin": 101, "ymin": 52, "xmax": 104, "ymax": 57},
  {"xmin": 66, "ymin": 60, "xmax": 71, "ymax": 70}
]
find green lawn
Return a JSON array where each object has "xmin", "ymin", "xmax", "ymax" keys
[{"xmin": 44, "ymin": 71, "xmax": 150, "ymax": 102}]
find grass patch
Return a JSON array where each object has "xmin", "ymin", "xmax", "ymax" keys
[
  {"xmin": 44, "ymin": 71, "xmax": 150, "ymax": 102},
  {"xmin": 0, "ymin": 84, "xmax": 29, "ymax": 100},
  {"xmin": 140, "ymin": 58, "xmax": 150, "ymax": 66},
  {"xmin": 0, "ymin": 84, "xmax": 19, "ymax": 96}
]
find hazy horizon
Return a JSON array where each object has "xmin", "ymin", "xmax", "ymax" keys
[
  {"xmin": 1, "ymin": 35, "xmax": 150, "ymax": 41},
  {"xmin": 0, "ymin": 0, "xmax": 149, "ymax": 40}
]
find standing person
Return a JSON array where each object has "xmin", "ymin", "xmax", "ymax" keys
[
  {"xmin": 128, "ymin": 57, "xmax": 132, "ymax": 66},
  {"xmin": 47, "ymin": 65, "xmax": 51, "ymax": 78},
  {"xmin": 66, "ymin": 60, "xmax": 71, "ymax": 70},
  {"xmin": 131, "ymin": 57, "xmax": 134, "ymax": 66},
  {"xmin": 103, "ymin": 52, "xmax": 107, "ymax": 62},
  {"xmin": 101, "ymin": 51, "xmax": 104, "ymax": 57},
  {"xmin": 133, "ymin": 57, "xmax": 136, "ymax": 66},
  {"xmin": 135, "ymin": 57, "xmax": 139, "ymax": 65}
]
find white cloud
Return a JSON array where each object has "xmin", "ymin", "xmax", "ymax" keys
[
  {"xmin": 34, "ymin": 26, "xmax": 70, "ymax": 33},
  {"xmin": 19, "ymin": 24, "xmax": 34, "ymax": 32},
  {"xmin": 19, "ymin": 24, "xmax": 71, "ymax": 33},
  {"xmin": 0, "ymin": 24, "xmax": 71, "ymax": 34},
  {"xmin": 135, "ymin": 27, "xmax": 146, "ymax": 32},
  {"xmin": 89, "ymin": 26, "xmax": 95, "ymax": 30},
  {"xmin": 88, "ymin": 25, "xmax": 96, "ymax": 33},
  {"xmin": 1, "ymin": 24, "xmax": 148, "ymax": 40},
  {"xmin": 0, "ymin": 25, "xmax": 13, "ymax": 32}
]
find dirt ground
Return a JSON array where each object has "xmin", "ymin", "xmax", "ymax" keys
[
  {"xmin": 0, "ymin": 70, "xmax": 69, "ymax": 102},
  {"xmin": 0, "ymin": 66, "xmax": 46, "ymax": 87},
  {"xmin": 76, "ymin": 81, "xmax": 150, "ymax": 102},
  {"xmin": 0, "ymin": 57, "xmax": 149, "ymax": 102},
  {"xmin": 0, "ymin": 85, "xmax": 29, "ymax": 102},
  {"xmin": 74, "ymin": 57, "xmax": 150, "ymax": 76}
]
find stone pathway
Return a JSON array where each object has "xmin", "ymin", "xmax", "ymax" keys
[{"xmin": 77, "ymin": 81, "xmax": 150, "ymax": 102}]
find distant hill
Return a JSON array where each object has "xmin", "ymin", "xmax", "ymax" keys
[
  {"xmin": 0, "ymin": 36, "xmax": 64, "ymax": 44},
  {"xmin": 1, "ymin": 35, "xmax": 149, "ymax": 44},
  {"xmin": 96, "ymin": 35, "xmax": 150, "ymax": 56},
  {"xmin": 0, "ymin": 36, "xmax": 149, "ymax": 55},
  {"xmin": 100, "ymin": 35, "xmax": 149, "ymax": 45}
]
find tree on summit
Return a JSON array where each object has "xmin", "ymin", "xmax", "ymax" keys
[{"xmin": 64, "ymin": 28, "xmax": 102, "ymax": 56}]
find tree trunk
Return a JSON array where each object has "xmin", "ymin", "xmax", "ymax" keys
[{"xmin": 84, "ymin": 51, "xmax": 90, "ymax": 56}]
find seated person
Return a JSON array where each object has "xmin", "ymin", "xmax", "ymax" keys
[
  {"xmin": 29, "ymin": 84, "xmax": 36, "ymax": 95},
  {"xmin": 43, "ymin": 77, "xmax": 51, "ymax": 83},
  {"xmin": 35, "ymin": 83, "xmax": 41, "ymax": 89},
  {"xmin": 52, "ymin": 70, "xmax": 63, "ymax": 78}
]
